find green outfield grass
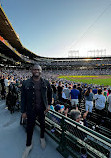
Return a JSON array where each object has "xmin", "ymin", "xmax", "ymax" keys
[{"xmin": 58, "ymin": 75, "xmax": 111, "ymax": 86}]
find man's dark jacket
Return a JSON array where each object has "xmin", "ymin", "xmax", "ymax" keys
[{"xmin": 21, "ymin": 77, "xmax": 52, "ymax": 114}]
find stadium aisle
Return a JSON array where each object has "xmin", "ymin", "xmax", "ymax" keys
[{"xmin": 0, "ymin": 100, "xmax": 71, "ymax": 158}]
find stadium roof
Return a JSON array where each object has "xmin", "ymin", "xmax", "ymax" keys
[
  {"xmin": 0, "ymin": 40, "xmax": 29, "ymax": 66},
  {"xmin": 0, "ymin": 5, "xmax": 23, "ymax": 50},
  {"xmin": 0, "ymin": 5, "xmax": 41, "ymax": 60},
  {"xmin": 0, "ymin": 4, "xmax": 111, "ymax": 63}
]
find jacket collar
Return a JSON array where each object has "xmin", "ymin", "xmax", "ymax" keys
[{"xmin": 29, "ymin": 77, "xmax": 46, "ymax": 87}]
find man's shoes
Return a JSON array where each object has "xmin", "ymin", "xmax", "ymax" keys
[
  {"xmin": 40, "ymin": 138, "xmax": 46, "ymax": 149},
  {"xmin": 22, "ymin": 144, "xmax": 32, "ymax": 158}
]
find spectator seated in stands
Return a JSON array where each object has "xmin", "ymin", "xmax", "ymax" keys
[
  {"xmin": 51, "ymin": 102, "xmax": 69, "ymax": 121},
  {"xmin": 50, "ymin": 102, "xmax": 70, "ymax": 133},
  {"xmin": 55, "ymin": 104, "xmax": 65, "ymax": 113},
  {"xmin": 69, "ymin": 109, "xmax": 88, "ymax": 158},
  {"xmin": 70, "ymin": 109, "xmax": 88, "ymax": 127},
  {"xmin": 50, "ymin": 103, "xmax": 65, "ymax": 133},
  {"xmin": 62, "ymin": 104, "xmax": 69, "ymax": 117}
]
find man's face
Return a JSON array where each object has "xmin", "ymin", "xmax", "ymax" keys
[
  {"xmin": 76, "ymin": 115, "xmax": 82, "ymax": 122},
  {"xmin": 32, "ymin": 65, "xmax": 42, "ymax": 78}
]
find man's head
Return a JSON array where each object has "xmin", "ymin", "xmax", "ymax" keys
[
  {"xmin": 5, "ymin": 76, "xmax": 8, "ymax": 79},
  {"xmin": 55, "ymin": 104, "xmax": 61, "ymax": 112},
  {"xmin": 98, "ymin": 89, "xmax": 102, "ymax": 95},
  {"xmin": 70, "ymin": 110, "xmax": 82, "ymax": 122},
  {"xmin": 11, "ymin": 76, "xmax": 14, "ymax": 80},
  {"xmin": 55, "ymin": 104, "xmax": 65, "ymax": 113},
  {"xmin": 52, "ymin": 81, "xmax": 55, "ymax": 84},
  {"xmin": 73, "ymin": 84, "xmax": 77, "ymax": 89},
  {"xmin": 108, "ymin": 89, "xmax": 111, "ymax": 94},
  {"xmin": 32, "ymin": 64, "xmax": 42, "ymax": 78},
  {"xmin": 59, "ymin": 81, "xmax": 62, "ymax": 86}
]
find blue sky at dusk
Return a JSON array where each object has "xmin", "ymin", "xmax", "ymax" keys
[{"xmin": 1, "ymin": 0, "xmax": 111, "ymax": 57}]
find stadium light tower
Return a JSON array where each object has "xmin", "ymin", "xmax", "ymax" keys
[{"xmin": 68, "ymin": 50, "xmax": 79, "ymax": 58}]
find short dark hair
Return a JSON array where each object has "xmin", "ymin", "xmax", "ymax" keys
[
  {"xmin": 98, "ymin": 89, "xmax": 102, "ymax": 94},
  {"xmin": 73, "ymin": 85, "xmax": 77, "ymax": 89},
  {"xmin": 32, "ymin": 64, "xmax": 42, "ymax": 71},
  {"xmin": 52, "ymin": 81, "xmax": 55, "ymax": 84},
  {"xmin": 70, "ymin": 110, "xmax": 81, "ymax": 121},
  {"xmin": 59, "ymin": 81, "xmax": 62, "ymax": 84},
  {"xmin": 108, "ymin": 89, "xmax": 111, "ymax": 94},
  {"xmin": 55, "ymin": 105, "xmax": 61, "ymax": 112}
]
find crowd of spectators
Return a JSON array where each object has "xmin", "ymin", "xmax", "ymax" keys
[
  {"xmin": 45, "ymin": 69, "xmax": 111, "ymax": 75},
  {"xmin": 0, "ymin": 67, "xmax": 111, "ymax": 157},
  {"xmin": 0, "ymin": 68, "xmax": 111, "ymax": 123}
]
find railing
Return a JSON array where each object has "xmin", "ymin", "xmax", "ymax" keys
[{"xmin": 36, "ymin": 110, "xmax": 111, "ymax": 158}]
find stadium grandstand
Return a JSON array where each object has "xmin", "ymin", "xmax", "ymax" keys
[
  {"xmin": 0, "ymin": 4, "xmax": 111, "ymax": 72},
  {"xmin": 0, "ymin": 4, "xmax": 111, "ymax": 158}
]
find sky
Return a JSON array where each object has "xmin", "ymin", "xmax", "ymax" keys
[{"xmin": 1, "ymin": 0, "xmax": 111, "ymax": 57}]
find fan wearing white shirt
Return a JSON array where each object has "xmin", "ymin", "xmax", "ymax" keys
[
  {"xmin": 93, "ymin": 89, "xmax": 106, "ymax": 125},
  {"xmin": 4, "ymin": 76, "xmax": 10, "ymax": 96},
  {"xmin": 94, "ymin": 89, "xmax": 106, "ymax": 110}
]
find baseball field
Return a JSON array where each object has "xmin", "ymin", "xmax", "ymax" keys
[{"xmin": 58, "ymin": 75, "xmax": 111, "ymax": 86}]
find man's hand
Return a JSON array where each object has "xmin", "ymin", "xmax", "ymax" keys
[
  {"xmin": 64, "ymin": 108, "xmax": 69, "ymax": 117},
  {"xmin": 44, "ymin": 105, "xmax": 50, "ymax": 114},
  {"xmin": 83, "ymin": 111, "xmax": 88, "ymax": 119},
  {"xmin": 22, "ymin": 113, "xmax": 27, "ymax": 119}
]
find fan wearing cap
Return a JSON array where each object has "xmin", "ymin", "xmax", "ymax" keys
[
  {"xmin": 55, "ymin": 104, "xmax": 64, "ymax": 113},
  {"xmin": 55, "ymin": 103, "xmax": 69, "ymax": 116}
]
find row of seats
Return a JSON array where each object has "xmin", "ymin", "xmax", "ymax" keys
[{"xmin": 79, "ymin": 101, "xmax": 111, "ymax": 138}]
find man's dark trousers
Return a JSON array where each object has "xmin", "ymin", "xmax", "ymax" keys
[{"xmin": 26, "ymin": 107, "xmax": 45, "ymax": 146}]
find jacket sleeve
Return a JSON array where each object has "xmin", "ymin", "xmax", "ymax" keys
[
  {"xmin": 21, "ymin": 81, "xmax": 27, "ymax": 113},
  {"xmin": 47, "ymin": 80, "xmax": 52, "ymax": 105}
]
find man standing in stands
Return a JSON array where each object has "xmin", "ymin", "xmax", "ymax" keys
[
  {"xmin": 70, "ymin": 84, "xmax": 80, "ymax": 109},
  {"xmin": 4, "ymin": 76, "xmax": 10, "ymax": 96},
  {"xmin": 21, "ymin": 64, "xmax": 52, "ymax": 158},
  {"xmin": 57, "ymin": 81, "xmax": 63, "ymax": 101},
  {"xmin": 93, "ymin": 89, "xmax": 106, "ymax": 125},
  {"xmin": 77, "ymin": 83, "xmax": 83, "ymax": 106},
  {"xmin": 51, "ymin": 81, "xmax": 57, "ymax": 103}
]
